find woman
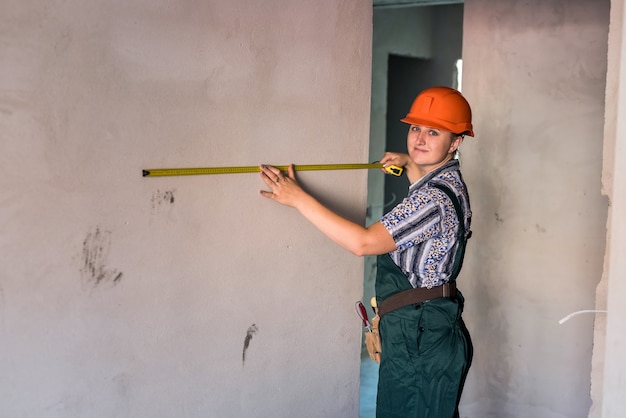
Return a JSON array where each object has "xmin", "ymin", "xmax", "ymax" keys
[{"xmin": 260, "ymin": 86, "xmax": 474, "ymax": 418}]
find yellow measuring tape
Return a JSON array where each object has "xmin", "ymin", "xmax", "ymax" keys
[{"xmin": 142, "ymin": 163, "xmax": 403, "ymax": 177}]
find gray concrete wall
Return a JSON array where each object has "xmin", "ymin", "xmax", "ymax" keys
[
  {"xmin": 0, "ymin": 1, "xmax": 372, "ymax": 417},
  {"xmin": 460, "ymin": 0, "xmax": 610, "ymax": 417}
]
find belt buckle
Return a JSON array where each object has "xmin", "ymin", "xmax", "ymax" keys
[{"xmin": 442, "ymin": 283, "xmax": 450, "ymax": 298}]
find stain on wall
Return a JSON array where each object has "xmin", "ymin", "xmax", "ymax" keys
[
  {"xmin": 80, "ymin": 226, "xmax": 122, "ymax": 286},
  {"xmin": 242, "ymin": 324, "xmax": 258, "ymax": 366},
  {"xmin": 151, "ymin": 189, "xmax": 176, "ymax": 214}
]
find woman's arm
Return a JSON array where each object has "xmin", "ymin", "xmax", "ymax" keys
[{"xmin": 259, "ymin": 164, "xmax": 397, "ymax": 256}]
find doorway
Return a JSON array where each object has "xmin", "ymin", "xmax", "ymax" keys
[
  {"xmin": 360, "ymin": 4, "xmax": 464, "ymax": 417},
  {"xmin": 384, "ymin": 54, "xmax": 432, "ymax": 208}
]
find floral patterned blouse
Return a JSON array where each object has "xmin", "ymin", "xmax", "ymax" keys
[{"xmin": 380, "ymin": 159, "xmax": 471, "ymax": 289}]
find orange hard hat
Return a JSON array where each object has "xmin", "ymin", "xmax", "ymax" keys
[{"xmin": 401, "ymin": 86, "xmax": 474, "ymax": 137}]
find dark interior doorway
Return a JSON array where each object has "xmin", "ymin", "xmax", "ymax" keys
[{"xmin": 384, "ymin": 55, "xmax": 432, "ymax": 209}]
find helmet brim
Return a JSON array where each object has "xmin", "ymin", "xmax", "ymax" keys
[{"xmin": 400, "ymin": 116, "xmax": 474, "ymax": 137}]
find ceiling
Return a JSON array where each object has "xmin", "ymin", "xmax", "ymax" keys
[{"xmin": 373, "ymin": 0, "xmax": 463, "ymax": 8}]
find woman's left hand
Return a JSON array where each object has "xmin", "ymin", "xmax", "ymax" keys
[
  {"xmin": 380, "ymin": 152, "xmax": 420, "ymax": 184},
  {"xmin": 259, "ymin": 164, "xmax": 305, "ymax": 207}
]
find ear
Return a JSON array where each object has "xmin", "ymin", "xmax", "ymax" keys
[{"xmin": 449, "ymin": 135, "xmax": 464, "ymax": 154}]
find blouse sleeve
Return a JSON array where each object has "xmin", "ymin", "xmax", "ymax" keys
[{"xmin": 380, "ymin": 189, "xmax": 442, "ymax": 251}]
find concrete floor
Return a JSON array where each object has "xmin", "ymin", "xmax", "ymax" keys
[{"xmin": 359, "ymin": 349, "xmax": 379, "ymax": 418}]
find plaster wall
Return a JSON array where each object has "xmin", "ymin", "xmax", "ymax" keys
[
  {"xmin": 0, "ymin": 1, "xmax": 372, "ymax": 417},
  {"xmin": 597, "ymin": 1, "xmax": 626, "ymax": 416},
  {"xmin": 460, "ymin": 0, "xmax": 609, "ymax": 417}
]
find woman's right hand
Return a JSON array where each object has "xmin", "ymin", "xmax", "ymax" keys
[{"xmin": 259, "ymin": 164, "xmax": 305, "ymax": 208}]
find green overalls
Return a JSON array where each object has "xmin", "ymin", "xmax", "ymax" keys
[
  {"xmin": 375, "ymin": 184, "xmax": 473, "ymax": 418},
  {"xmin": 375, "ymin": 254, "xmax": 472, "ymax": 418}
]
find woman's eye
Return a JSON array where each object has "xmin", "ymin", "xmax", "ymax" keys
[
  {"xmin": 429, "ymin": 130, "xmax": 438, "ymax": 136},
  {"xmin": 411, "ymin": 126, "xmax": 420, "ymax": 132}
]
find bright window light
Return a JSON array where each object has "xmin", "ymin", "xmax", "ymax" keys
[{"xmin": 455, "ymin": 59, "xmax": 463, "ymax": 92}]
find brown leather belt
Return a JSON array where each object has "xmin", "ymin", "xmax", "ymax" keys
[{"xmin": 377, "ymin": 281, "xmax": 457, "ymax": 318}]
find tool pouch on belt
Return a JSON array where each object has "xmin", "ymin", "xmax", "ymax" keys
[{"xmin": 364, "ymin": 313, "xmax": 382, "ymax": 363}]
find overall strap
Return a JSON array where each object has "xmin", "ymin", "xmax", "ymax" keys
[{"xmin": 430, "ymin": 182, "xmax": 471, "ymax": 282}]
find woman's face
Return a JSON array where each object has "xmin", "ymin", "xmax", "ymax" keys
[{"xmin": 407, "ymin": 124, "xmax": 463, "ymax": 174}]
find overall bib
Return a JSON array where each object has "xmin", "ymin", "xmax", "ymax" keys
[{"xmin": 375, "ymin": 183, "xmax": 473, "ymax": 418}]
